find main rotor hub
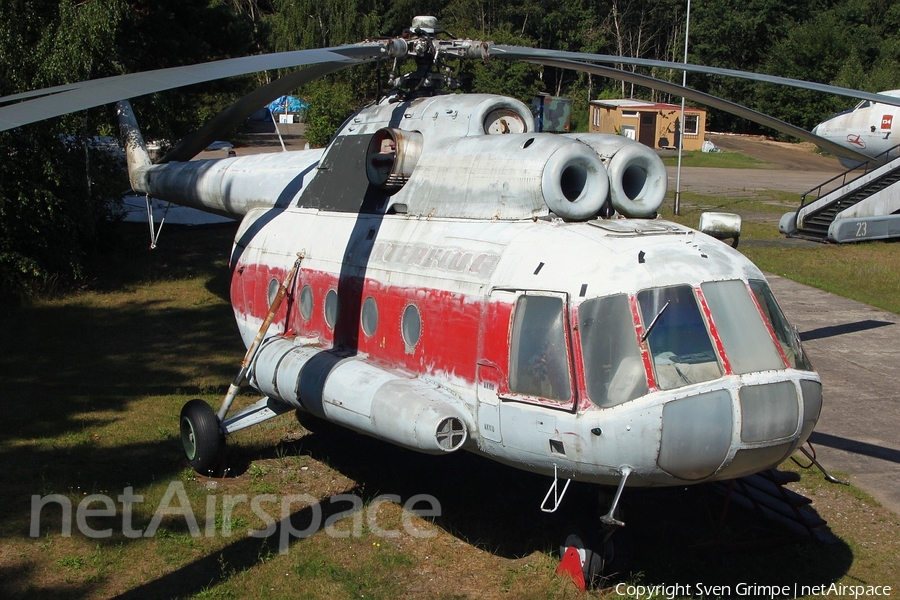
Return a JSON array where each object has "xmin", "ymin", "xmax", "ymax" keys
[{"xmin": 383, "ymin": 17, "xmax": 491, "ymax": 96}]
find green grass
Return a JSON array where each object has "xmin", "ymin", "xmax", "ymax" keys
[
  {"xmin": 1, "ymin": 219, "xmax": 899, "ymax": 598},
  {"xmin": 661, "ymin": 150, "xmax": 772, "ymax": 169},
  {"xmin": 742, "ymin": 243, "xmax": 900, "ymax": 313}
]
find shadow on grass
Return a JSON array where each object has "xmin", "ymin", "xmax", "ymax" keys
[
  {"xmin": 0, "ymin": 220, "xmax": 854, "ymax": 598},
  {"xmin": 98, "ymin": 425, "xmax": 855, "ymax": 598},
  {"xmin": 0, "ymin": 299, "xmax": 241, "ymax": 443},
  {"xmin": 287, "ymin": 427, "xmax": 853, "ymax": 587},
  {"xmin": 0, "ymin": 414, "xmax": 855, "ymax": 599},
  {"xmin": 84, "ymin": 221, "xmax": 238, "ymax": 301}
]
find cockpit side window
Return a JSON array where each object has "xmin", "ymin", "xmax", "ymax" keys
[
  {"xmin": 637, "ymin": 285, "xmax": 722, "ymax": 390},
  {"xmin": 854, "ymin": 100, "xmax": 872, "ymax": 110},
  {"xmin": 579, "ymin": 294, "xmax": 648, "ymax": 408},
  {"xmin": 748, "ymin": 279, "xmax": 814, "ymax": 371},
  {"xmin": 508, "ymin": 294, "xmax": 572, "ymax": 402},
  {"xmin": 701, "ymin": 280, "xmax": 785, "ymax": 374}
]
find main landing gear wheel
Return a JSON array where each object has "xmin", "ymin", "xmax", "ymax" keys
[{"xmin": 180, "ymin": 399, "xmax": 223, "ymax": 475}]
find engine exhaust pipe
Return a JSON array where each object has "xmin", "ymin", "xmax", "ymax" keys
[{"xmin": 564, "ymin": 134, "xmax": 668, "ymax": 218}]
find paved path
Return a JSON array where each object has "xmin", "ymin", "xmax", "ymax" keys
[
  {"xmin": 766, "ymin": 274, "xmax": 900, "ymax": 516},
  {"xmin": 669, "ymin": 167, "xmax": 843, "ymax": 196}
]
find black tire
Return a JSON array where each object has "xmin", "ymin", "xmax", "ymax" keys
[
  {"xmin": 560, "ymin": 527, "xmax": 631, "ymax": 588},
  {"xmin": 601, "ymin": 526, "xmax": 633, "ymax": 580},
  {"xmin": 180, "ymin": 399, "xmax": 223, "ymax": 474},
  {"xmin": 560, "ymin": 531, "xmax": 605, "ymax": 588}
]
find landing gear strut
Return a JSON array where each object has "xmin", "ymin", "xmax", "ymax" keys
[
  {"xmin": 558, "ymin": 469, "xmax": 633, "ymax": 588},
  {"xmin": 180, "ymin": 399, "xmax": 223, "ymax": 475},
  {"xmin": 179, "ymin": 253, "xmax": 304, "ymax": 475}
]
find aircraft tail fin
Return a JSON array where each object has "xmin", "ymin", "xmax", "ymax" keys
[{"xmin": 116, "ymin": 100, "xmax": 152, "ymax": 193}]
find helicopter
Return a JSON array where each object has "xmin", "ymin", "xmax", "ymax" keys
[{"xmin": 3, "ymin": 15, "xmax": 892, "ymax": 585}]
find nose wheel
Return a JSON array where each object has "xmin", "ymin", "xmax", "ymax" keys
[
  {"xmin": 559, "ymin": 524, "xmax": 632, "ymax": 588},
  {"xmin": 180, "ymin": 399, "xmax": 224, "ymax": 475},
  {"xmin": 558, "ymin": 474, "xmax": 634, "ymax": 588}
]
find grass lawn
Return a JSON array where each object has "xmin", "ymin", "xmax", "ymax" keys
[
  {"xmin": 1, "ymin": 217, "xmax": 898, "ymax": 598},
  {"xmin": 661, "ymin": 150, "xmax": 772, "ymax": 169}
]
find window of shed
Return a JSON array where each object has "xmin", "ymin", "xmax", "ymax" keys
[
  {"xmin": 508, "ymin": 295, "xmax": 572, "ymax": 401},
  {"xmin": 684, "ymin": 114, "xmax": 699, "ymax": 136}
]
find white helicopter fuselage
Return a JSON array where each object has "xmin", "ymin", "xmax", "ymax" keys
[
  {"xmin": 813, "ymin": 90, "xmax": 900, "ymax": 168},
  {"xmin": 121, "ymin": 92, "xmax": 820, "ymax": 489},
  {"xmin": 233, "ymin": 207, "xmax": 820, "ymax": 487}
]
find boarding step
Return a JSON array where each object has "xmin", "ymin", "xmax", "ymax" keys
[
  {"xmin": 714, "ymin": 469, "xmax": 837, "ymax": 543},
  {"xmin": 794, "ymin": 162, "xmax": 900, "ymax": 240}
]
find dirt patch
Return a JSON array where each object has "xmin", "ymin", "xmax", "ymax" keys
[{"xmin": 707, "ymin": 132, "xmax": 843, "ymax": 172}]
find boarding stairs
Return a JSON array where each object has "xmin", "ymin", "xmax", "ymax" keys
[{"xmin": 783, "ymin": 143, "xmax": 900, "ymax": 242}]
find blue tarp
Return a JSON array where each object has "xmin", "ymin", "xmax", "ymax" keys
[{"xmin": 267, "ymin": 95, "xmax": 309, "ymax": 115}]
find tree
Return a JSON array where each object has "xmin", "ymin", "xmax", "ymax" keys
[
  {"xmin": 303, "ymin": 78, "xmax": 357, "ymax": 147},
  {"xmin": 758, "ymin": 0, "xmax": 900, "ymax": 133},
  {"xmin": 688, "ymin": 0, "xmax": 817, "ymax": 132},
  {"xmin": 0, "ymin": 0, "xmax": 257, "ymax": 303}
]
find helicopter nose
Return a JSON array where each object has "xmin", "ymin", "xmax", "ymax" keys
[
  {"xmin": 656, "ymin": 378, "xmax": 817, "ymax": 482},
  {"xmin": 657, "ymin": 390, "xmax": 733, "ymax": 481}
]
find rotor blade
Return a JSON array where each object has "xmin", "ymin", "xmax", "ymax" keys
[
  {"xmin": 493, "ymin": 46, "xmax": 900, "ymax": 109},
  {"xmin": 0, "ymin": 45, "xmax": 385, "ymax": 132},
  {"xmin": 500, "ymin": 55, "xmax": 870, "ymax": 163},
  {"xmin": 161, "ymin": 59, "xmax": 373, "ymax": 162},
  {"xmin": 0, "ymin": 82, "xmax": 88, "ymax": 105}
]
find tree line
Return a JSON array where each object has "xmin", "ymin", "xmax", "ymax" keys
[{"xmin": 1, "ymin": 0, "xmax": 898, "ymax": 302}]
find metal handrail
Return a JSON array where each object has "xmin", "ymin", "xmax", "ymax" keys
[{"xmin": 799, "ymin": 142, "xmax": 900, "ymax": 209}]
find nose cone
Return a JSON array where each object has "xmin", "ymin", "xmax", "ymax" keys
[
  {"xmin": 656, "ymin": 379, "xmax": 819, "ymax": 483},
  {"xmin": 811, "ymin": 117, "xmax": 836, "ymax": 137}
]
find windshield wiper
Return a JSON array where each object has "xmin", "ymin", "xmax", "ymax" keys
[{"xmin": 641, "ymin": 300, "xmax": 670, "ymax": 343}]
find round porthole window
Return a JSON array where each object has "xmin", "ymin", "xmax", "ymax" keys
[
  {"xmin": 267, "ymin": 278, "xmax": 280, "ymax": 307},
  {"xmin": 402, "ymin": 304, "xmax": 421, "ymax": 347},
  {"xmin": 299, "ymin": 285, "xmax": 313, "ymax": 321},
  {"xmin": 324, "ymin": 290, "xmax": 338, "ymax": 328},
  {"xmin": 361, "ymin": 296, "xmax": 378, "ymax": 336}
]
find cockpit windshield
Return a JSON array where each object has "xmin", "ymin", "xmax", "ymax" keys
[
  {"xmin": 748, "ymin": 279, "xmax": 814, "ymax": 371},
  {"xmin": 579, "ymin": 294, "xmax": 648, "ymax": 407},
  {"xmin": 636, "ymin": 285, "xmax": 722, "ymax": 389},
  {"xmin": 578, "ymin": 280, "xmax": 810, "ymax": 408},
  {"xmin": 701, "ymin": 279, "xmax": 785, "ymax": 374}
]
